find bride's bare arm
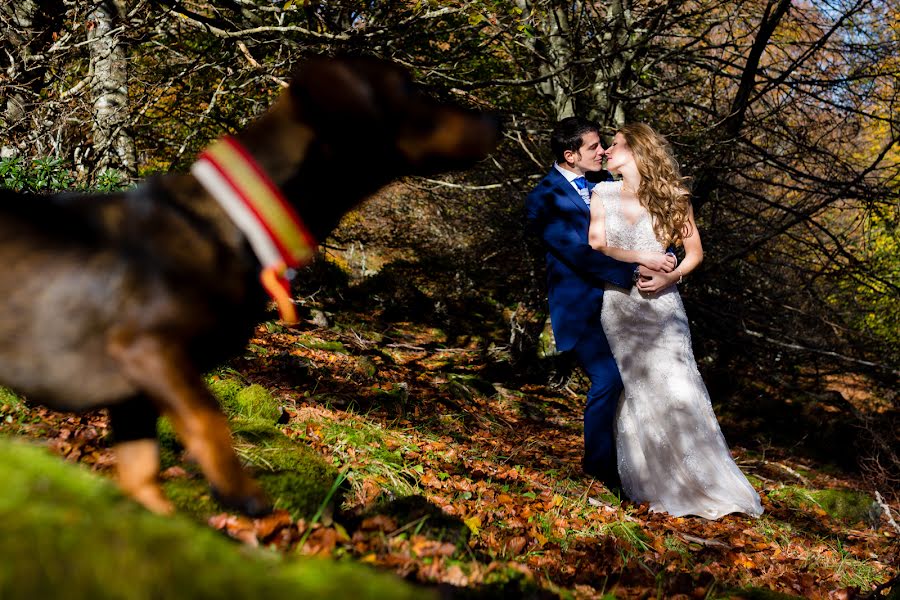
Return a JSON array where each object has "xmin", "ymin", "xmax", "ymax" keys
[
  {"xmin": 636, "ymin": 203, "xmax": 704, "ymax": 293},
  {"xmin": 588, "ymin": 191, "xmax": 675, "ymax": 272}
]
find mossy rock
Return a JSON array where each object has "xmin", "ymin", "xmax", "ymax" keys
[
  {"xmin": 208, "ymin": 377, "xmax": 245, "ymax": 415},
  {"xmin": 769, "ymin": 486, "xmax": 874, "ymax": 523},
  {"xmin": 163, "ymin": 477, "xmax": 225, "ymax": 520},
  {"xmin": 209, "ymin": 378, "xmax": 282, "ymax": 423},
  {"xmin": 0, "ymin": 436, "xmax": 427, "ymax": 600},
  {"xmin": 809, "ymin": 488, "xmax": 874, "ymax": 524},
  {"xmin": 233, "ymin": 417, "xmax": 343, "ymax": 519},
  {"xmin": 154, "ymin": 381, "xmax": 343, "ymax": 522}
]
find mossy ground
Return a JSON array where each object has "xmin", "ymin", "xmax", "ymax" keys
[
  {"xmin": 0, "ymin": 436, "xmax": 424, "ymax": 600},
  {"xmin": 0, "ymin": 304, "xmax": 896, "ymax": 599}
]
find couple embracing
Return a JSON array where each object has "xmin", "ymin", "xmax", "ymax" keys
[{"xmin": 526, "ymin": 117, "xmax": 763, "ymax": 519}]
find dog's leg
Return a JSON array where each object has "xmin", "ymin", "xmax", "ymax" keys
[
  {"xmin": 108, "ymin": 397, "xmax": 173, "ymax": 514},
  {"xmin": 108, "ymin": 332, "xmax": 271, "ymax": 517},
  {"xmin": 115, "ymin": 439, "xmax": 173, "ymax": 514}
]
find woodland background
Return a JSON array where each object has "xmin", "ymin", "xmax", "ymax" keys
[{"xmin": 0, "ymin": 1, "xmax": 898, "ymax": 598}]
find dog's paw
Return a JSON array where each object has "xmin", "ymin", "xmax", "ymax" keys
[{"xmin": 211, "ymin": 486, "xmax": 273, "ymax": 518}]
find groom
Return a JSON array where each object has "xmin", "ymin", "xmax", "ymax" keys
[{"xmin": 525, "ymin": 116, "xmax": 655, "ymax": 488}]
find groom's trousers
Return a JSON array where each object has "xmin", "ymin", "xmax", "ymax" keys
[{"xmin": 571, "ymin": 313, "xmax": 623, "ymax": 482}]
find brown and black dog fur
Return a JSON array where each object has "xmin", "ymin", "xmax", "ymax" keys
[{"xmin": 0, "ymin": 56, "xmax": 498, "ymax": 516}]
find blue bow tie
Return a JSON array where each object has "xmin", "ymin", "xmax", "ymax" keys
[{"xmin": 572, "ymin": 176, "xmax": 589, "ymax": 190}]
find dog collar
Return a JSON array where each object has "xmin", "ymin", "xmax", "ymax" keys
[{"xmin": 191, "ymin": 135, "xmax": 315, "ymax": 324}]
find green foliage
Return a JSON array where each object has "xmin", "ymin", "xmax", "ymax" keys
[
  {"xmin": 0, "ymin": 157, "xmax": 128, "ymax": 193},
  {"xmin": 94, "ymin": 168, "xmax": 128, "ymax": 192},
  {"xmin": 848, "ymin": 208, "xmax": 899, "ymax": 348},
  {"xmin": 0, "ymin": 156, "xmax": 73, "ymax": 192},
  {"xmin": 0, "ymin": 436, "xmax": 424, "ymax": 599}
]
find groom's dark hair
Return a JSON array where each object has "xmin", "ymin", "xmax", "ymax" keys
[{"xmin": 551, "ymin": 117, "xmax": 601, "ymax": 164}]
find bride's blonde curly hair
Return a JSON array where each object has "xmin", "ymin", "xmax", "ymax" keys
[{"xmin": 618, "ymin": 123, "xmax": 693, "ymax": 247}]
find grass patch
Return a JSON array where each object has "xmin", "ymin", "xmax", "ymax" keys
[
  {"xmin": 0, "ymin": 387, "xmax": 38, "ymax": 431},
  {"xmin": 600, "ymin": 521, "xmax": 651, "ymax": 554},
  {"xmin": 817, "ymin": 539, "xmax": 886, "ymax": 589},
  {"xmin": 292, "ymin": 410, "xmax": 424, "ymax": 508}
]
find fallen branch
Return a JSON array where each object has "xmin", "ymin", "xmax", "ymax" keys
[
  {"xmin": 874, "ymin": 491, "xmax": 900, "ymax": 534},
  {"xmin": 678, "ymin": 533, "xmax": 733, "ymax": 549},
  {"xmin": 757, "ymin": 459, "xmax": 810, "ymax": 485}
]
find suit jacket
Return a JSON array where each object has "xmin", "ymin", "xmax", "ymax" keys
[{"xmin": 526, "ymin": 167, "xmax": 634, "ymax": 352}]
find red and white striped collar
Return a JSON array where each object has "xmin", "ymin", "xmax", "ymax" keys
[{"xmin": 191, "ymin": 135, "xmax": 316, "ymax": 324}]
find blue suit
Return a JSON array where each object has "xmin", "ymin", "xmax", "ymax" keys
[{"xmin": 525, "ymin": 167, "xmax": 635, "ymax": 480}]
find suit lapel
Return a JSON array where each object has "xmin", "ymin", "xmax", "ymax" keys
[{"xmin": 547, "ymin": 168, "xmax": 590, "ymax": 218}]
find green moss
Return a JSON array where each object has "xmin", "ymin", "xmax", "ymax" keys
[
  {"xmin": 769, "ymin": 486, "xmax": 874, "ymax": 523},
  {"xmin": 444, "ymin": 374, "xmax": 496, "ymax": 401},
  {"xmin": 309, "ymin": 341, "xmax": 348, "ymax": 354},
  {"xmin": 209, "ymin": 377, "xmax": 244, "ymax": 415},
  {"xmin": 163, "ymin": 477, "xmax": 225, "ymax": 520},
  {"xmin": 234, "ymin": 384, "xmax": 282, "ymax": 422},
  {"xmin": 231, "ymin": 417, "xmax": 285, "ymax": 444},
  {"xmin": 155, "ymin": 379, "xmax": 342, "ymax": 522},
  {"xmin": 295, "ymin": 336, "xmax": 349, "ymax": 354},
  {"xmin": 157, "ymin": 417, "xmax": 183, "ymax": 469},
  {"xmin": 258, "ymin": 469, "xmax": 339, "ymax": 519},
  {"xmin": 0, "ymin": 386, "xmax": 22, "ymax": 407},
  {"xmin": 358, "ymin": 356, "xmax": 378, "ymax": 379},
  {"xmin": 208, "ymin": 378, "xmax": 282, "ymax": 423},
  {"xmin": 230, "ymin": 417, "xmax": 342, "ymax": 519},
  {"xmin": 161, "ymin": 435, "xmax": 343, "ymax": 523},
  {"xmin": 0, "ymin": 436, "xmax": 425, "ymax": 600},
  {"xmin": 810, "ymin": 489, "xmax": 874, "ymax": 524}
]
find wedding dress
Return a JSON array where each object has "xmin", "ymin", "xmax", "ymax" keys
[{"xmin": 596, "ymin": 181, "xmax": 763, "ymax": 519}]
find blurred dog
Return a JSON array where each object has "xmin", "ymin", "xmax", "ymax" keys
[{"xmin": 0, "ymin": 56, "xmax": 498, "ymax": 515}]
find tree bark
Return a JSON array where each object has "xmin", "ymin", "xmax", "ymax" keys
[
  {"xmin": 87, "ymin": 0, "xmax": 136, "ymax": 179},
  {"xmin": 0, "ymin": 0, "xmax": 58, "ymax": 156},
  {"xmin": 589, "ymin": 0, "xmax": 633, "ymax": 129},
  {"xmin": 515, "ymin": 0, "xmax": 576, "ymax": 120}
]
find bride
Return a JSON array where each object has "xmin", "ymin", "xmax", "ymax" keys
[{"xmin": 588, "ymin": 123, "xmax": 763, "ymax": 519}]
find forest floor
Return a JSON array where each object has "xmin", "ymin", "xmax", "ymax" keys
[{"xmin": 1, "ymin": 296, "xmax": 897, "ymax": 599}]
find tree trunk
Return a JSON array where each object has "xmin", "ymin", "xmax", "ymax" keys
[
  {"xmin": 0, "ymin": 0, "xmax": 55, "ymax": 157},
  {"xmin": 589, "ymin": 0, "xmax": 634, "ymax": 129},
  {"xmin": 87, "ymin": 0, "xmax": 136, "ymax": 180},
  {"xmin": 515, "ymin": 0, "xmax": 576, "ymax": 120}
]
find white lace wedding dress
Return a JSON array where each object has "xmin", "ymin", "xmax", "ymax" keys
[{"xmin": 596, "ymin": 181, "xmax": 763, "ymax": 519}]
